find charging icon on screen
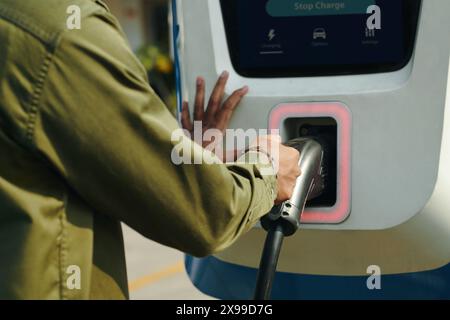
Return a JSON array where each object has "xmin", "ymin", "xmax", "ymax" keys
[{"xmin": 268, "ymin": 29, "xmax": 276, "ymax": 41}]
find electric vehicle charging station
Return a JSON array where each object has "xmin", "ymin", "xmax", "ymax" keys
[{"xmin": 173, "ymin": 0, "xmax": 450, "ymax": 299}]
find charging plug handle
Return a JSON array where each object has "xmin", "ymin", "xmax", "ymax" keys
[{"xmin": 261, "ymin": 138, "xmax": 325, "ymax": 236}]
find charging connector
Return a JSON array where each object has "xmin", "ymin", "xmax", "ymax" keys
[{"xmin": 254, "ymin": 138, "xmax": 326, "ymax": 300}]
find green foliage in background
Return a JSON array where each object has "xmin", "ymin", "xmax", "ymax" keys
[{"xmin": 137, "ymin": 44, "xmax": 177, "ymax": 114}]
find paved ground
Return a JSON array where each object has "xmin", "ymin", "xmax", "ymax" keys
[{"xmin": 122, "ymin": 224, "xmax": 213, "ymax": 300}]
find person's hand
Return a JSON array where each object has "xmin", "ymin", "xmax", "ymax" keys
[
  {"xmin": 250, "ymin": 135, "xmax": 301, "ymax": 204},
  {"xmin": 276, "ymin": 143, "xmax": 301, "ymax": 204},
  {"xmin": 181, "ymin": 71, "xmax": 249, "ymax": 150}
]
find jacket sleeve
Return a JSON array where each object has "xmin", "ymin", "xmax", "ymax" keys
[{"xmin": 32, "ymin": 13, "xmax": 277, "ymax": 257}]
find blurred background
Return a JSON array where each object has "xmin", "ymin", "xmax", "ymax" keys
[
  {"xmin": 107, "ymin": 0, "xmax": 176, "ymax": 111},
  {"xmin": 104, "ymin": 0, "xmax": 210, "ymax": 300}
]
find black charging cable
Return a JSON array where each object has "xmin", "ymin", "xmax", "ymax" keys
[{"xmin": 254, "ymin": 224, "xmax": 285, "ymax": 300}]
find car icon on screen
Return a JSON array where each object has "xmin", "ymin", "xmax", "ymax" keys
[{"xmin": 313, "ymin": 28, "xmax": 327, "ymax": 40}]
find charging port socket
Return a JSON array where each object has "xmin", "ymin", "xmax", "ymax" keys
[{"xmin": 284, "ymin": 117, "xmax": 337, "ymax": 208}]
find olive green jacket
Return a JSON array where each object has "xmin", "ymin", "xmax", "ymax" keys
[{"xmin": 0, "ymin": 0, "xmax": 277, "ymax": 299}]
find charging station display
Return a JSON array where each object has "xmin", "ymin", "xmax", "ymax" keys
[{"xmin": 221, "ymin": 0, "xmax": 421, "ymax": 77}]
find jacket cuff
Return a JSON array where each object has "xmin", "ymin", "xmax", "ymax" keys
[{"xmin": 236, "ymin": 150, "xmax": 278, "ymax": 209}]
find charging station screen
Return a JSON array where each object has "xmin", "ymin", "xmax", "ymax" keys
[{"xmin": 220, "ymin": 0, "xmax": 421, "ymax": 77}]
